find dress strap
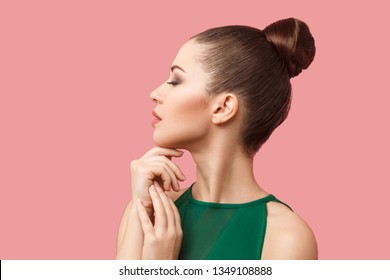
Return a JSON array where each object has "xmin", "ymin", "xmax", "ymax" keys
[{"xmin": 266, "ymin": 195, "xmax": 294, "ymax": 212}]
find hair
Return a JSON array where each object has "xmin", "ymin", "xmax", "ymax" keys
[{"xmin": 190, "ymin": 18, "xmax": 315, "ymax": 157}]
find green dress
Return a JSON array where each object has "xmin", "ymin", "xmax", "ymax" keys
[{"xmin": 174, "ymin": 182, "xmax": 293, "ymax": 260}]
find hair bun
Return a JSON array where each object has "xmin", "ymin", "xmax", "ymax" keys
[{"xmin": 263, "ymin": 18, "xmax": 316, "ymax": 78}]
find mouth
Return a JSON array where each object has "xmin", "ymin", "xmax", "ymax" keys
[
  {"xmin": 152, "ymin": 110, "xmax": 162, "ymax": 120},
  {"xmin": 152, "ymin": 110, "xmax": 162, "ymax": 127}
]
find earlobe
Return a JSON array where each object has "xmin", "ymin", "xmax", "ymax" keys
[{"xmin": 211, "ymin": 93, "xmax": 239, "ymax": 125}]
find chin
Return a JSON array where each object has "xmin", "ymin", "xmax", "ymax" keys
[
  {"xmin": 152, "ymin": 133, "xmax": 189, "ymax": 150},
  {"xmin": 153, "ymin": 126, "xmax": 204, "ymax": 150},
  {"xmin": 153, "ymin": 134, "xmax": 178, "ymax": 149}
]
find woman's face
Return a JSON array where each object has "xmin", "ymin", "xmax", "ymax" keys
[{"xmin": 150, "ymin": 39, "xmax": 212, "ymax": 150}]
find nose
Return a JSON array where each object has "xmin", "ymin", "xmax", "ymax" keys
[{"xmin": 149, "ymin": 85, "xmax": 162, "ymax": 103}]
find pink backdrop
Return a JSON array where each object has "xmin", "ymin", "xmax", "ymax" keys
[{"xmin": 1, "ymin": 0, "xmax": 389, "ymax": 259}]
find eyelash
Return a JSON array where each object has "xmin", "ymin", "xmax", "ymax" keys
[{"xmin": 166, "ymin": 81, "xmax": 179, "ymax": 86}]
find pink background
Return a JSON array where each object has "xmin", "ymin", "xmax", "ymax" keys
[{"xmin": 1, "ymin": 0, "xmax": 389, "ymax": 259}]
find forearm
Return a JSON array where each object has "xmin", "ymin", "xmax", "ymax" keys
[{"xmin": 115, "ymin": 200, "xmax": 145, "ymax": 259}]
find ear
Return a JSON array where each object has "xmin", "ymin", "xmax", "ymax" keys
[{"xmin": 210, "ymin": 93, "xmax": 239, "ymax": 125}]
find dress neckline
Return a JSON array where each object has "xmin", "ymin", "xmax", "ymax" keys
[{"xmin": 187, "ymin": 182, "xmax": 275, "ymax": 209}]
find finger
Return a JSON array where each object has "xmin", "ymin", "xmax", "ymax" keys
[
  {"xmin": 152, "ymin": 155, "xmax": 186, "ymax": 183},
  {"xmin": 140, "ymin": 200, "xmax": 154, "ymax": 218},
  {"xmin": 147, "ymin": 165, "xmax": 173, "ymax": 192},
  {"xmin": 156, "ymin": 162, "xmax": 177, "ymax": 191},
  {"xmin": 157, "ymin": 164, "xmax": 175, "ymax": 192},
  {"xmin": 168, "ymin": 196, "xmax": 182, "ymax": 233},
  {"xmin": 155, "ymin": 185, "xmax": 176, "ymax": 229},
  {"xmin": 141, "ymin": 147, "xmax": 184, "ymax": 160},
  {"xmin": 146, "ymin": 158, "xmax": 183, "ymax": 191},
  {"xmin": 149, "ymin": 183, "xmax": 167, "ymax": 230},
  {"xmin": 136, "ymin": 199, "xmax": 155, "ymax": 235}
]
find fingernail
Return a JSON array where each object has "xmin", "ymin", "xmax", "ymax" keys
[
  {"xmin": 182, "ymin": 174, "xmax": 186, "ymax": 180},
  {"xmin": 150, "ymin": 184, "xmax": 156, "ymax": 191}
]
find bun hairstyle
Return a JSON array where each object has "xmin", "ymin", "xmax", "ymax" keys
[
  {"xmin": 263, "ymin": 18, "xmax": 315, "ymax": 78},
  {"xmin": 191, "ymin": 18, "xmax": 316, "ymax": 156}
]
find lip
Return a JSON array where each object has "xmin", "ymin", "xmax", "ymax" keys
[
  {"xmin": 152, "ymin": 110, "xmax": 162, "ymax": 120},
  {"xmin": 152, "ymin": 110, "xmax": 162, "ymax": 127}
]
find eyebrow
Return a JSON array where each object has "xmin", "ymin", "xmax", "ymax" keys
[{"xmin": 170, "ymin": 65, "xmax": 186, "ymax": 73}]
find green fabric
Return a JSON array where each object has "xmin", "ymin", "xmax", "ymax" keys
[{"xmin": 174, "ymin": 182, "xmax": 293, "ymax": 260}]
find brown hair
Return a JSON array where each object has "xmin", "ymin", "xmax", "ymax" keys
[{"xmin": 190, "ymin": 18, "xmax": 315, "ymax": 156}]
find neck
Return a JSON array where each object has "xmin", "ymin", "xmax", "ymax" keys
[{"xmin": 188, "ymin": 134, "xmax": 267, "ymax": 203}]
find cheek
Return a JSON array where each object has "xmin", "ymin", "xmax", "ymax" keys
[
  {"xmin": 173, "ymin": 96, "xmax": 206, "ymax": 121},
  {"xmin": 153, "ymin": 94, "xmax": 209, "ymax": 147}
]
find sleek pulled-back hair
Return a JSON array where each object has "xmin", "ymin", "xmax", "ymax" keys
[{"xmin": 190, "ymin": 18, "xmax": 315, "ymax": 156}]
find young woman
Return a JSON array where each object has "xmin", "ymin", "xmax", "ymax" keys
[{"xmin": 116, "ymin": 17, "xmax": 317, "ymax": 260}]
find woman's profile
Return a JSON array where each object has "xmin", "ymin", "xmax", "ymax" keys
[{"xmin": 116, "ymin": 17, "xmax": 317, "ymax": 260}]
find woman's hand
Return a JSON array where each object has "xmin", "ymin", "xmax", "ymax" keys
[
  {"xmin": 116, "ymin": 147, "xmax": 185, "ymax": 259},
  {"xmin": 136, "ymin": 181, "xmax": 183, "ymax": 260},
  {"xmin": 130, "ymin": 147, "xmax": 186, "ymax": 216}
]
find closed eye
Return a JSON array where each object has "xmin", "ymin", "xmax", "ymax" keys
[{"xmin": 166, "ymin": 81, "xmax": 179, "ymax": 86}]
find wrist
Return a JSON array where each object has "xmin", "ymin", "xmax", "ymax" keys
[{"xmin": 131, "ymin": 199, "xmax": 154, "ymax": 221}]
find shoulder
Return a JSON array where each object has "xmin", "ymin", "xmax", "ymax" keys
[{"xmin": 261, "ymin": 201, "xmax": 318, "ymax": 260}]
